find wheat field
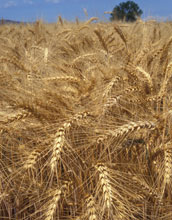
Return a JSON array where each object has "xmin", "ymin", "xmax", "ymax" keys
[{"xmin": 1, "ymin": 17, "xmax": 172, "ymax": 219}]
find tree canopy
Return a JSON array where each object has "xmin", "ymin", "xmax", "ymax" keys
[{"xmin": 110, "ymin": 1, "xmax": 143, "ymax": 22}]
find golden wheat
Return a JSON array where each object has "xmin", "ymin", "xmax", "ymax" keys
[{"xmin": 1, "ymin": 19, "xmax": 172, "ymax": 220}]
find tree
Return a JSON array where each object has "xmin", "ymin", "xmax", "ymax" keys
[{"xmin": 110, "ymin": 1, "xmax": 143, "ymax": 22}]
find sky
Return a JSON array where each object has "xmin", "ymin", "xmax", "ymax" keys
[{"xmin": 0, "ymin": 0, "xmax": 172, "ymax": 23}]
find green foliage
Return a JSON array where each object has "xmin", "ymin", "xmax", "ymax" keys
[{"xmin": 110, "ymin": 1, "xmax": 143, "ymax": 22}]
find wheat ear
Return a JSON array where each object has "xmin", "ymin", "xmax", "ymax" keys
[
  {"xmin": 50, "ymin": 112, "xmax": 90, "ymax": 172},
  {"xmin": 114, "ymin": 121, "xmax": 155, "ymax": 137},
  {"xmin": 94, "ymin": 29, "xmax": 108, "ymax": 53},
  {"xmin": 3, "ymin": 110, "xmax": 31, "ymax": 124},
  {"xmin": 114, "ymin": 23, "xmax": 127, "ymax": 48},
  {"xmin": 50, "ymin": 125, "xmax": 67, "ymax": 172},
  {"xmin": 0, "ymin": 56, "xmax": 29, "ymax": 72},
  {"xmin": 85, "ymin": 195, "xmax": 97, "ymax": 220},
  {"xmin": 95, "ymin": 163, "xmax": 113, "ymax": 211},
  {"xmin": 136, "ymin": 66, "xmax": 153, "ymax": 92},
  {"xmin": 164, "ymin": 142, "xmax": 172, "ymax": 185},
  {"xmin": 122, "ymin": 62, "xmax": 138, "ymax": 78},
  {"xmin": 85, "ymin": 17, "xmax": 98, "ymax": 25},
  {"xmin": 44, "ymin": 185, "xmax": 67, "ymax": 220},
  {"xmin": 97, "ymin": 121, "xmax": 155, "ymax": 143},
  {"xmin": 75, "ymin": 17, "xmax": 79, "ymax": 25},
  {"xmin": 158, "ymin": 61, "xmax": 172, "ymax": 100},
  {"xmin": 72, "ymin": 53, "xmax": 97, "ymax": 64},
  {"xmin": 44, "ymin": 47, "xmax": 48, "ymax": 63},
  {"xmin": 58, "ymin": 16, "xmax": 63, "ymax": 26},
  {"xmin": 42, "ymin": 76, "xmax": 80, "ymax": 83},
  {"xmin": 102, "ymin": 76, "xmax": 121, "ymax": 99},
  {"xmin": 103, "ymin": 96, "xmax": 121, "ymax": 113},
  {"xmin": 132, "ymin": 176, "xmax": 159, "ymax": 200},
  {"xmin": 23, "ymin": 149, "xmax": 40, "ymax": 170},
  {"xmin": 160, "ymin": 36, "xmax": 172, "ymax": 64}
]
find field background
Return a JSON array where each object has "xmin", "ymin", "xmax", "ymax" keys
[{"xmin": 1, "ymin": 18, "xmax": 172, "ymax": 219}]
